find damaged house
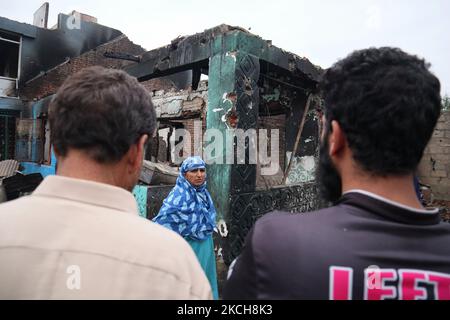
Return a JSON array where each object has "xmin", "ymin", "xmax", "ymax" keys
[
  {"xmin": 0, "ymin": 4, "xmax": 175, "ymax": 200},
  {"xmin": 0, "ymin": 4, "xmax": 323, "ymax": 277},
  {"xmin": 124, "ymin": 24, "xmax": 324, "ymax": 265}
]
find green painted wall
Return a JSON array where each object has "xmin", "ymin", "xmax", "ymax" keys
[{"xmin": 206, "ymin": 46, "xmax": 240, "ymax": 223}]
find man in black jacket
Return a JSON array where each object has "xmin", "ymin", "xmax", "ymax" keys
[{"xmin": 224, "ymin": 47, "xmax": 450, "ymax": 300}]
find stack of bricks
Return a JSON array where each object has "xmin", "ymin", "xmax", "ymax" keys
[{"xmin": 418, "ymin": 111, "xmax": 450, "ymax": 201}]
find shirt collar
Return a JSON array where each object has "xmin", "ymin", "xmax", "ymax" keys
[
  {"xmin": 340, "ymin": 189, "xmax": 440, "ymax": 225},
  {"xmin": 33, "ymin": 175, "xmax": 139, "ymax": 215}
]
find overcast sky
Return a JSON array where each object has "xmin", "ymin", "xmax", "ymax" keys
[{"xmin": 4, "ymin": 0, "xmax": 450, "ymax": 96}]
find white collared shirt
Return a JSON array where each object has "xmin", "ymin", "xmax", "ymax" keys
[{"xmin": 0, "ymin": 175, "xmax": 211, "ymax": 299}]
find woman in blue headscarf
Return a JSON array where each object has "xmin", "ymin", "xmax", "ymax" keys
[{"xmin": 153, "ymin": 156, "xmax": 219, "ymax": 299}]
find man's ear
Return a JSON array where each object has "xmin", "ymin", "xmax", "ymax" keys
[
  {"xmin": 127, "ymin": 134, "xmax": 148, "ymax": 171},
  {"xmin": 329, "ymin": 120, "xmax": 346, "ymax": 157},
  {"xmin": 136, "ymin": 134, "xmax": 148, "ymax": 163}
]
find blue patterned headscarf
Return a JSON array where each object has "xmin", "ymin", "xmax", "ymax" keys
[{"xmin": 152, "ymin": 156, "xmax": 216, "ymax": 241}]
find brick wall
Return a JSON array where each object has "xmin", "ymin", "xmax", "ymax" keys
[
  {"xmin": 418, "ymin": 111, "xmax": 450, "ymax": 201},
  {"xmin": 19, "ymin": 35, "xmax": 146, "ymax": 100}
]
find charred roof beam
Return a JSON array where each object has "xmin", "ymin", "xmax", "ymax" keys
[
  {"xmin": 103, "ymin": 51, "xmax": 141, "ymax": 63},
  {"xmin": 124, "ymin": 24, "xmax": 322, "ymax": 84}
]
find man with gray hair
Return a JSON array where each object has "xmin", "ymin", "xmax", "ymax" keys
[{"xmin": 0, "ymin": 66, "xmax": 211, "ymax": 299}]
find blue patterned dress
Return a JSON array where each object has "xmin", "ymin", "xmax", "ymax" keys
[{"xmin": 153, "ymin": 157, "xmax": 219, "ymax": 299}]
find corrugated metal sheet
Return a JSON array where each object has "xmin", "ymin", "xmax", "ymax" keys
[{"xmin": 0, "ymin": 159, "xmax": 19, "ymax": 178}]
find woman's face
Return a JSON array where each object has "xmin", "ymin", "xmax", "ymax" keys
[{"xmin": 184, "ymin": 168, "xmax": 206, "ymax": 187}]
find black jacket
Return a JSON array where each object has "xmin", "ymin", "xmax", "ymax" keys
[{"xmin": 223, "ymin": 191, "xmax": 450, "ymax": 300}]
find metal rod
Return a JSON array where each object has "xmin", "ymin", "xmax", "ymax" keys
[
  {"xmin": 282, "ymin": 93, "xmax": 314, "ymax": 185},
  {"xmin": 0, "ymin": 37, "xmax": 20, "ymax": 45}
]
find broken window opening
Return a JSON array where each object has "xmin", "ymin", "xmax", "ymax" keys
[
  {"xmin": 258, "ymin": 65, "xmax": 301, "ymax": 118},
  {"xmin": 139, "ymin": 121, "xmax": 184, "ymax": 187},
  {"xmin": 146, "ymin": 123, "xmax": 177, "ymax": 164},
  {"xmin": 0, "ymin": 31, "xmax": 21, "ymax": 98},
  {"xmin": 146, "ymin": 76, "xmax": 207, "ymax": 159},
  {"xmin": 0, "ymin": 34, "xmax": 20, "ymax": 79},
  {"xmin": 256, "ymin": 61, "xmax": 320, "ymax": 189}
]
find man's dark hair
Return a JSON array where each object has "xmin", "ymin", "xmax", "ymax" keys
[
  {"xmin": 49, "ymin": 66, "xmax": 156, "ymax": 163},
  {"xmin": 320, "ymin": 47, "xmax": 441, "ymax": 175}
]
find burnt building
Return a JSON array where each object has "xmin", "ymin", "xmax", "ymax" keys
[
  {"xmin": 124, "ymin": 24, "xmax": 324, "ymax": 265},
  {"xmin": 0, "ymin": 4, "xmax": 145, "ymax": 172},
  {"xmin": 1, "ymin": 5, "xmax": 324, "ymax": 277}
]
